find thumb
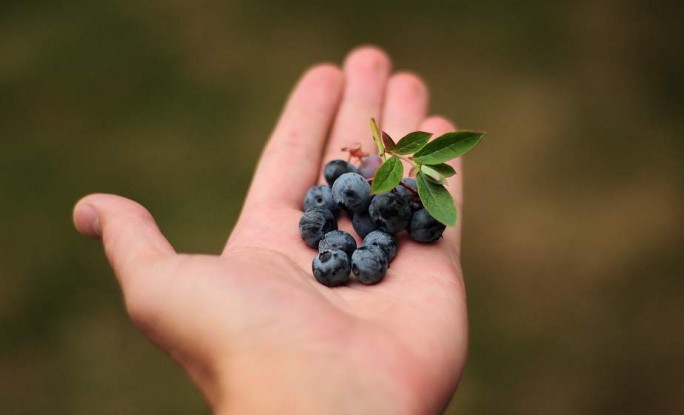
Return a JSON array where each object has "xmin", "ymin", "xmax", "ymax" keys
[{"xmin": 73, "ymin": 193, "xmax": 175, "ymax": 287}]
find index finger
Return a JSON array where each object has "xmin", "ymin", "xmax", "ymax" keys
[{"xmin": 244, "ymin": 64, "xmax": 344, "ymax": 209}]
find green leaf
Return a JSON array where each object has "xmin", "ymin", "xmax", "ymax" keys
[
  {"xmin": 424, "ymin": 162, "xmax": 456, "ymax": 177},
  {"xmin": 420, "ymin": 165, "xmax": 447, "ymax": 185},
  {"xmin": 372, "ymin": 157, "xmax": 404, "ymax": 194},
  {"xmin": 393, "ymin": 131, "xmax": 432, "ymax": 155},
  {"xmin": 412, "ymin": 131, "xmax": 485, "ymax": 164},
  {"xmin": 382, "ymin": 131, "xmax": 396, "ymax": 152},
  {"xmin": 416, "ymin": 172, "xmax": 457, "ymax": 226}
]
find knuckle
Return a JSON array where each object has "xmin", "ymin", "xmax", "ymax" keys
[{"xmin": 122, "ymin": 272, "xmax": 159, "ymax": 331}]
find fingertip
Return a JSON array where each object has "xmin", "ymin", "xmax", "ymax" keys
[
  {"xmin": 420, "ymin": 116, "xmax": 457, "ymax": 134},
  {"xmin": 302, "ymin": 63, "xmax": 344, "ymax": 84},
  {"xmin": 387, "ymin": 71, "xmax": 429, "ymax": 101},
  {"xmin": 344, "ymin": 45, "xmax": 393, "ymax": 73},
  {"xmin": 299, "ymin": 64, "xmax": 344, "ymax": 100}
]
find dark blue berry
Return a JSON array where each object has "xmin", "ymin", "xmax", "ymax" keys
[
  {"xmin": 331, "ymin": 172, "xmax": 372, "ymax": 213},
  {"xmin": 304, "ymin": 185, "xmax": 338, "ymax": 212},
  {"xmin": 324, "ymin": 160, "xmax": 358, "ymax": 187},
  {"xmin": 319, "ymin": 230, "xmax": 357, "ymax": 257},
  {"xmin": 368, "ymin": 192, "xmax": 412, "ymax": 233},
  {"xmin": 312, "ymin": 250, "xmax": 351, "ymax": 287},
  {"xmin": 299, "ymin": 208, "xmax": 337, "ymax": 248},
  {"xmin": 352, "ymin": 210, "xmax": 378, "ymax": 238},
  {"xmin": 408, "ymin": 208, "xmax": 446, "ymax": 242},
  {"xmin": 363, "ymin": 230, "xmax": 397, "ymax": 261},
  {"xmin": 351, "ymin": 246, "xmax": 388, "ymax": 285}
]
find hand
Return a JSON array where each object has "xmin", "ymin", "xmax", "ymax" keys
[{"xmin": 73, "ymin": 46, "xmax": 468, "ymax": 414}]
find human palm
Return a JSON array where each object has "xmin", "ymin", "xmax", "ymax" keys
[{"xmin": 74, "ymin": 47, "xmax": 468, "ymax": 414}]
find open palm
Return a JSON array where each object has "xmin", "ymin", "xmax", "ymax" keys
[{"xmin": 74, "ymin": 47, "xmax": 468, "ymax": 414}]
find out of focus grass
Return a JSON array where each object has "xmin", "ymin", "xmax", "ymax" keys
[{"xmin": 1, "ymin": 0, "xmax": 682, "ymax": 413}]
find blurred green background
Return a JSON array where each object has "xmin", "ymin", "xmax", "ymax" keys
[{"xmin": 1, "ymin": 0, "xmax": 683, "ymax": 413}]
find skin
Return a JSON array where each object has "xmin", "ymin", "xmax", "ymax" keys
[{"xmin": 73, "ymin": 46, "xmax": 468, "ymax": 415}]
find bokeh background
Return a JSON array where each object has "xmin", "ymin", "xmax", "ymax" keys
[{"xmin": 1, "ymin": 0, "xmax": 683, "ymax": 413}]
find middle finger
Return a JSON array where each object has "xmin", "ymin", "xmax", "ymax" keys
[{"xmin": 322, "ymin": 46, "xmax": 392, "ymax": 169}]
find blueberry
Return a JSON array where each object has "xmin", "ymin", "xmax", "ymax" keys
[
  {"xmin": 324, "ymin": 160, "xmax": 358, "ymax": 187},
  {"xmin": 299, "ymin": 208, "xmax": 337, "ymax": 248},
  {"xmin": 363, "ymin": 230, "xmax": 397, "ymax": 261},
  {"xmin": 331, "ymin": 172, "xmax": 372, "ymax": 213},
  {"xmin": 394, "ymin": 178, "xmax": 422, "ymax": 211},
  {"xmin": 303, "ymin": 185, "xmax": 338, "ymax": 212},
  {"xmin": 352, "ymin": 210, "xmax": 378, "ymax": 238},
  {"xmin": 312, "ymin": 249, "xmax": 351, "ymax": 287},
  {"xmin": 408, "ymin": 208, "xmax": 446, "ymax": 242},
  {"xmin": 358, "ymin": 155, "xmax": 382, "ymax": 179},
  {"xmin": 368, "ymin": 192, "xmax": 412, "ymax": 233},
  {"xmin": 351, "ymin": 246, "xmax": 388, "ymax": 285},
  {"xmin": 319, "ymin": 230, "xmax": 357, "ymax": 257}
]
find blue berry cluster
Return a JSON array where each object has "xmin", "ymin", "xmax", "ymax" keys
[{"xmin": 299, "ymin": 158, "xmax": 446, "ymax": 287}]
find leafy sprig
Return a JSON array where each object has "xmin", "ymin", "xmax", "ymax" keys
[{"xmin": 368, "ymin": 118, "xmax": 485, "ymax": 226}]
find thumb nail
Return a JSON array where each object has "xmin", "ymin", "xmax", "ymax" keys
[{"xmin": 81, "ymin": 204, "xmax": 102, "ymax": 237}]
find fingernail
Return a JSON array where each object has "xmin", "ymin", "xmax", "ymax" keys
[
  {"xmin": 92, "ymin": 216, "xmax": 102, "ymax": 237},
  {"xmin": 81, "ymin": 204, "xmax": 102, "ymax": 237}
]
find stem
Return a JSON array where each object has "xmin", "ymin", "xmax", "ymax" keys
[
  {"xmin": 369, "ymin": 118, "xmax": 386, "ymax": 162},
  {"xmin": 398, "ymin": 180, "xmax": 418, "ymax": 195}
]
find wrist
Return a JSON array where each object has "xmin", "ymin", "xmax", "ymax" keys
[{"xmin": 212, "ymin": 352, "xmax": 414, "ymax": 415}]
